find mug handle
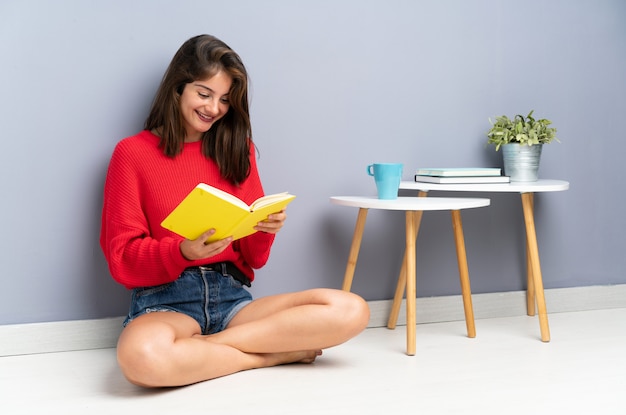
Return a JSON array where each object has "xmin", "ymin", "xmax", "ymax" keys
[{"xmin": 367, "ymin": 164, "xmax": 374, "ymax": 176}]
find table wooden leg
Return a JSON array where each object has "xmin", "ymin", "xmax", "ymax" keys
[
  {"xmin": 388, "ymin": 191, "xmax": 427, "ymax": 329},
  {"xmin": 387, "ymin": 256, "xmax": 407, "ymax": 329},
  {"xmin": 405, "ymin": 211, "xmax": 418, "ymax": 356},
  {"xmin": 341, "ymin": 208, "xmax": 368, "ymax": 292},
  {"xmin": 451, "ymin": 210, "xmax": 476, "ymax": 338},
  {"xmin": 526, "ymin": 193, "xmax": 536, "ymax": 316},
  {"xmin": 388, "ymin": 209, "xmax": 424, "ymax": 329},
  {"xmin": 521, "ymin": 192, "xmax": 551, "ymax": 342}
]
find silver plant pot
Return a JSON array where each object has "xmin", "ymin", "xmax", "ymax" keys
[{"xmin": 501, "ymin": 143, "xmax": 543, "ymax": 182}]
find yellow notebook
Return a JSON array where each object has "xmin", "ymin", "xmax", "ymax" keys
[{"xmin": 161, "ymin": 183, "xmax": 296, "ymax": 243}]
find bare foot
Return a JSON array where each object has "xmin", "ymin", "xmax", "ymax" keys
[{"xmin": 260, "ymin": 349, "xmax": 322, "ymax": 367}]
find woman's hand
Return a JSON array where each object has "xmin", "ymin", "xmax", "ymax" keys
[
  {"xmin": 254, "ymin": 209, "xmax": 287, "ymax": 235},
  {"xmin": 179, "ymin": 229, "xmax": 233, "ymax": 261},
  {"xmin": 179, "ymin": 209, "xmax": 287, "ymax": 260}
]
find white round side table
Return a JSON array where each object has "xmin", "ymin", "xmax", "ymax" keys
[{"xmin": 330, "ymin": 196, "xmax": 490, "ymax": 355}]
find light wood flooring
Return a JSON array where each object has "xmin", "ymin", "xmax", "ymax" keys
[{"xmin": 2, "ymin": 308, "xmax": 625, "ymax": 415}]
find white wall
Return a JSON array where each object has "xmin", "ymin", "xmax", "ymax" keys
[{"xmin": 1, "ymin": 0, "xmax": 625, "ymax": 325}]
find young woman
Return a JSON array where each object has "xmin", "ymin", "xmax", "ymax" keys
[{"xmin": 100, "ymin": 34, "xmax": 369, "ymax": 388}]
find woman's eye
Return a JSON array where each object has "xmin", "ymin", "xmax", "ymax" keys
[{"xmin": 198, "ymin": 93, "xmax": 210, "ymax": 99}]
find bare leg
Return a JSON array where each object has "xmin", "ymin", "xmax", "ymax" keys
[
  {"xmin": 216, "ymin": 288, "xmax": 369, "ymax": 352},
  {"xmin": 117, "ymin": 288, "xmax": 369, "ymax": 387}
]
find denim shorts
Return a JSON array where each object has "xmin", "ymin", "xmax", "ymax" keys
[{"xmin": 123, "ymin": 264, "xmax": 253, "ymax": 335}]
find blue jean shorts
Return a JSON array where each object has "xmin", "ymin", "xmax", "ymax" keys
[{"xmin": 123, "ymin": 264, "xmax": 253, "ymax": 335}]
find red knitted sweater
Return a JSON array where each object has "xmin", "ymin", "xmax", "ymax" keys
[{"xmin": 100, "ymin": 130, "xmax": 275, "ymax": 289}]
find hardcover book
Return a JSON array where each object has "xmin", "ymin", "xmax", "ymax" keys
[
  {"xmin": 161, "ymin": 183, "xmax": 295, "ymax": 243},
  {"xmin": 415, "ymin": 167, "xmax": 502, "ymax": 177},
  {"xmin": 414, "ymin": 175, "xmax": 510, "ymax": 184}
]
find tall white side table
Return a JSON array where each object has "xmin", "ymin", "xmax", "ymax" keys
[
  {"xmin": 399, "ymin": 179, "xmax": 570, "ymax": 342},
  {"xmin": 330, "ymin": 196, "xmax": 490, "ymax": 355}
]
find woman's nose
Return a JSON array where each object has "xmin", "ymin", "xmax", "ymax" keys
[{"xmin": 205, "ymin": 98, "xmax": 220, "ymax": 115}]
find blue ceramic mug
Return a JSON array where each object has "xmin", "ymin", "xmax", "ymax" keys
[{"xmin": 367, "ymin": 163, "xmax": 403, "ymax": 200}]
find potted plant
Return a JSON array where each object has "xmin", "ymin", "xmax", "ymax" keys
[{"xmin": 486, "ymin": 110, "xmax": 559, "ymax": 182}]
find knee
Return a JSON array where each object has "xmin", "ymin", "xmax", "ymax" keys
[
  {"xmin": 117, "ymin": 331, "xmax": 172, "ymax": 387},
  {"xmin": 117, "ymin": 341, "xmax": 159, "ymax": 387},
  {"xmin": 333, "ymin": 290, "xmax": 370, "ymax": 335}
]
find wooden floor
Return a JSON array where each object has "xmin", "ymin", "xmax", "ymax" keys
[{"xmin": 2, "ymin": 308, "xmax": 625, "ymax": 415}]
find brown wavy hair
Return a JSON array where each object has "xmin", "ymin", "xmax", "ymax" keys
[{"xmin": 145, "ymin": 34, "xmax": 252, "ymax": 185}]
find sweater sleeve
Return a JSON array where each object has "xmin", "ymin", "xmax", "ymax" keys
[{"xmin": 99, "ymin": 141, "xmax": 189, "ymax": 289}]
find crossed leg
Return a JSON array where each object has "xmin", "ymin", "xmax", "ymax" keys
[{"xmin": 117, "ymin": 288, "xmax": 369, "ymax": 387}]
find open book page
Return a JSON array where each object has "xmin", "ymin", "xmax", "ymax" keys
[
  {"xmin": 250, "ymin": 192, "xmax": 292, "ymax": 211},
  {"xmin": 196, "ymin": 183, "xmax": 250, "ymax": 210},
  {"xmin": 227, "ymin": 194, "xmax": 296, "ymax": 240}
]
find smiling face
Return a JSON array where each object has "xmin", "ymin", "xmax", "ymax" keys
[{"xmin": 179, "ymin": 70, "xmax": 233, "ymax": 142}]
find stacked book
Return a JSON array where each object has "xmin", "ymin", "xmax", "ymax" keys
[{"xmin": 414, "ymin": 167, "xmax": 510, "ymax": 184}]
